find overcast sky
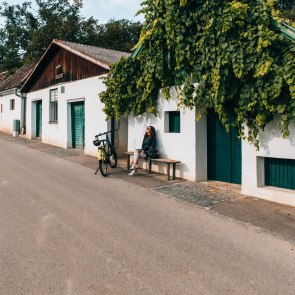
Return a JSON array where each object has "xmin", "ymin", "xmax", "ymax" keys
[{"xmin": 1, "ymin": 0, "xmax": 144, "ymax": 24}]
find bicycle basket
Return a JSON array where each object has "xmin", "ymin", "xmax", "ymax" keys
[{"xmin": 93, "ymin": 139, "xmax": 101, "ymax": 146}]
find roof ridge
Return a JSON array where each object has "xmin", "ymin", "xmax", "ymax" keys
[{"xmin": 54, "ymin": 39, "xmax": 131, "ymax": 55}]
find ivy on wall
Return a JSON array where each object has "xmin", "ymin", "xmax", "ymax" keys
[{"xmin": 100, "ymin": 0, "xmax": 295, "ymax": 148}]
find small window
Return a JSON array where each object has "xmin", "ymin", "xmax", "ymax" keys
[
  {"xmin": 49, "ymin": 89, "xmax": 58, "ymax": 122},
  {"xmin": 265, "ymin": 157, "xmax": 295, "ymax": 190},
  {"xmin": 10, "ymin": 99, "xmax": 15, "ymax": 110},
  {"xmin": 0, "ymin": 104, "xmax": 3, "ymax": 113},
  {"xmin": 165, "ymin": 111, "xmax": 180, "ymax": 133}
]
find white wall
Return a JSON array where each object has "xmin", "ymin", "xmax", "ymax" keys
[
  {"xmin": 0, "ymin": 92, "xmax": 22, "ymax": 134},
  {"xmin": 128, "ymin": 88, "xmax": 197, "ymax": 181},
  {"xmin": 115, "ymin": 116, "xmax": 128, "ymax": 157},
  {"xmin": 26, "ymin": 76, "xmax": 110, "ymax": 157},
  {"xmin": 242, "ymin": 120, "xmax": 295, "ymax": 206}
]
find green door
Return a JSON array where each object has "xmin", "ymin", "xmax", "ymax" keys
[
  {"xmin": 71, "ymin": 102, "xmax": 85, "ymax": 149},
  {"xmin": 207, "ymin": 111, "xmax": 242, "ymax": 184},
  {"xmin": 36, "ymin": 101, "xmax": 42, "ymax": 138}
]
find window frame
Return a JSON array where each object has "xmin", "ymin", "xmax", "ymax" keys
[
  {"xmin": 164, "ymin": 111, "xmax": 181, "ymax": 133},
  {"xmin": 10, "ymin": 99, "xmax": 15, "ymax": 110},
  {"xmin": 49, "ymin": 88, "xmax": 58, "ymax": 123}
]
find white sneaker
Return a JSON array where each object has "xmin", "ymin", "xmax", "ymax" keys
[
  {"xmin": 130, "ymin": 164, "xmax": 138, "ymax": 170},
  {"xmin": 128, "ymin": 170, "xmax": 137, "ymax": 176}
]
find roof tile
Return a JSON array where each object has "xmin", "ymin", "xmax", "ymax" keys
[
  {"xmin": 55, "ymin": 40, "xmax": 131, "ymax": 66},
  {"xmin": 0, "ymin": 62, "xmax": 37, "ymax": 92}
]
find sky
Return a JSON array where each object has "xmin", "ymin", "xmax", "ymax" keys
[{"xmin": 1, "ymin": 0, "xmax": 144, "ymax": 24}]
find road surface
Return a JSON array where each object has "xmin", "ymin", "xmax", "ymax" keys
[{"xmin": 0, "ymin": 138, "xmax": 294, "ymax": 294}]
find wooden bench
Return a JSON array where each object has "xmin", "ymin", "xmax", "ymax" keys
[{"xmin": 125, "ymin": 151, "xmax": 181, "ymax": 181}]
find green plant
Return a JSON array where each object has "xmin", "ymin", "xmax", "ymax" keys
[{"xmin": 100, "ymin": 0, "xmax": 295, "ymax": 148}]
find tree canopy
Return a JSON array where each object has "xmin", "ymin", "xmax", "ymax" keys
[
  {"xmin": 100, "ymin": 0, "xmax": 295, "ymax": 148},
  {"xmin": 275, "ymin": 0, "xmax": 295, "ymax": 21},
  {"xmin": 0, "ymin": 0, "xmax": 142, "ymax": 72}
]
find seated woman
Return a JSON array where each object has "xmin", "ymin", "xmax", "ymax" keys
[{"xmin": 129, "ymin": 126, "xmax": 158, "ymax": 176}]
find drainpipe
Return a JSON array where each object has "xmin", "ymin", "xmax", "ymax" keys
[
  {"xmin": 14, "ymin": 88, "xmax": 26, "ymax": 134},
  {"xmin": 111, "ymin": 116, "xmax": 115, "ymax": 146}
]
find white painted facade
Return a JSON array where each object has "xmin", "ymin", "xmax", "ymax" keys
[
  {"xmin": 128, "ymin": 88, "xmax": 199, "ymax": 181},
  {"xmin": 26, "ymin": 75, "xmax": 127, "ymax": 157},
  {"xmin": 128, "ymin": 88, "xmax": 295, "ymax": 206},
  {"xmin": 242, "ymin": 121, "xmax": 295, "ymax": 206},
  {"xmin": 0, "ymin": 90, "xmax": 24, "ymax": 135}
]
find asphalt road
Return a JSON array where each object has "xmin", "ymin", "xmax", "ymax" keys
[{"xmin": 0, "ymin": 138, "xmax": 295, "ymax": 295}]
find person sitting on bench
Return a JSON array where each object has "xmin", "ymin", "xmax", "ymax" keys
[{"xmin": 129, "ymin": 126, "xmax": 159, "ymax": 176}]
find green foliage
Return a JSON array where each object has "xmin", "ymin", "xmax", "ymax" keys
[
  {"xmin": 0, "ymin": 0, "xmax": 142, "ymax": 72},
  {"xmin": 275, "ymin": 0, "xmax": 295, "ymax": 21},
  {"xmin": 100, "ymin": 0, "xmax": 295, "ymax": 147},
  {"xmin": 94, "ymin": 19, "xmax": 142, "ymax": 52}
]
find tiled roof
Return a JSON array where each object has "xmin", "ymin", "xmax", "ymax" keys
[
  {"xmin": 0, "ymin": 72, "xmax": 7, "ymax": 82},
  {"xmin": 55, "ymin": 39, "xmax": 131, "ymax": 68},
  {"xmin": 0, "ymin": 62, "xmax": 36, "ymax": 92}
]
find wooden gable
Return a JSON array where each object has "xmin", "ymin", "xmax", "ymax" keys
[{"xmin": 23, "ymin": 44, "xmax": 108, "ymax": 93}]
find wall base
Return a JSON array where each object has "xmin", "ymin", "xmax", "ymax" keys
[{"xmin": 242, "ymin": 187, "xmax": 295, "ymax": 207}]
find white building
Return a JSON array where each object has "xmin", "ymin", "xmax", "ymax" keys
[
  {"xmin": 128, "ymin": 87, "xmax": 295, "ymax": 206},
  {"xmin": 0, "ymin": 63, "xmax": 35, "ymax": 135},
  {"xmin": 21, "ymin": 39, "xmax": 129, "ymax": 157}
]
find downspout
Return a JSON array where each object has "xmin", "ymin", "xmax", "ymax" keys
[
  {"xmin": 111, "ymin": 116, "xmax": 115, "ymax": 146},
  {"xmin": 14, "ymin": 88, "xmax": 26, "ymax": 134}
]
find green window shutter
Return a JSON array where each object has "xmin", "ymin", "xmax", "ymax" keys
[
  {"xmin": 169, "ymin": 111, "xmax": 180, "ymax": 133},
  {"xmin": 265, "ymin": 158, "xmax": 295, "ymax": 190}
]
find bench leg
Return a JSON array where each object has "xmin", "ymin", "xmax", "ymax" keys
[
  {"xmin": 167, "ymin": 163, "xmax": 171, "ymax": 180},
  {"xmin": 172, "ymin": 163, "xmax": 176, "ymax": 180},
  {"xmin": 148, "ymin": 159, "xmax": 152, "ymax": 174},
  {"xmin": 127, "ymin": 155, "xmax": 131, "ymax": 170}
]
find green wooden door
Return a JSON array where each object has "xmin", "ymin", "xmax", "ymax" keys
[
  {"xmin": 71, "ymin": 102, "xmax": 85, "ymax": 149},
  {"xmin": 36, "ymin": 101, "xmax": 42, "ymax": 138},
  {"xmin": 207, "ymin": 111, "xmax": 242, "ymax": 184}
]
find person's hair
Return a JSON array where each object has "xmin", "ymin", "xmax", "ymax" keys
[{"xmin": 144, "ymin": 126, "xmax": 155, "ymax": 138}]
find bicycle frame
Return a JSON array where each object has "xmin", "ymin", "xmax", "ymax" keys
[
  {"xmin": 97, "ymin": 132, "xmax": 112, "ymax": 161},
  {"xmin": 94, "ymin": 130, "xmax": 117, "ymax": 176}
]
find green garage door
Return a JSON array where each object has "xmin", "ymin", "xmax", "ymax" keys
[
  {"xmin": 71, "ymin": 102, "xmax": 85, "ymax": 149},
  {"xmin": 265, "ymin": 158, "xmax": 295, "ymax": 190},
  {"xmin": 36, "ymin": 101, "xmax": 42, "ymax": 138},
  {"xmin": 207, "ymin": 111, "xmax": 242, "ymax": 184}
]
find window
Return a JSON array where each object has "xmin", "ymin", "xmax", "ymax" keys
[
  {"xmin": 49, "ymin": 89, "xmax": 58, "ymax": 122},
  {"xmin": 10, "ymin": 99, "xmax": 15, "ymax": 110},
  {"xmin": 0, "ymin": 104, "xmax": 2, "ymax": 113},
  {"xmin": 265, "ymin": 157, "xmax": 295, "ymax": 190},
  {"xmin": 165, "ymin": 111, "xmax": 180, "ymax": 133}
]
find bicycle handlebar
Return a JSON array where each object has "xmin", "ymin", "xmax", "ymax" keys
[{"xmin": 95, "ymin": 129, "xmax": 118, "ymax": 137}]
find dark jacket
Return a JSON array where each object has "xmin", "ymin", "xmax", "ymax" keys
[{"xmin": 141, "ymin": 136, "xmax": 156, "ymax": 152}]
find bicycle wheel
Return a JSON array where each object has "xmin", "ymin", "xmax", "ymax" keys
[
  {"xmin": 99, "ymin": 150, "xmax": 108, "ymax": 177},
  {"xmin": 109, "ymin": 148, "xmax": 117, "ymax": 168}
]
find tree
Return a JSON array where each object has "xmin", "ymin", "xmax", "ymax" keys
[
  {"xmin": 100, "ymin": 0, "xmax": 295, "ymax": 148},
  {"xmin": 95, "ymin": 19, "xmax": 143, "ymax": 52},
  {"xmin": 276, "ymin": 0, "xmax": 295, "ymax": 21},
  {"xmin": 0, "ymin": 1, "xmax": 37, "ymax": 72},
  {"xmin": 0, "ymin": 0, "xmax": 142, "ymax": 72}
]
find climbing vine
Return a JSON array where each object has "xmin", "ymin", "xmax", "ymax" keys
[{"xmin": 100, "ymin": 0, "xmax": 295, "ymax": 148}]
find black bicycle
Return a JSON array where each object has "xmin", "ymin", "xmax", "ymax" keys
[{"xmin": 93, "ymin": 130, "xmax": 117, "ymax": 176}]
